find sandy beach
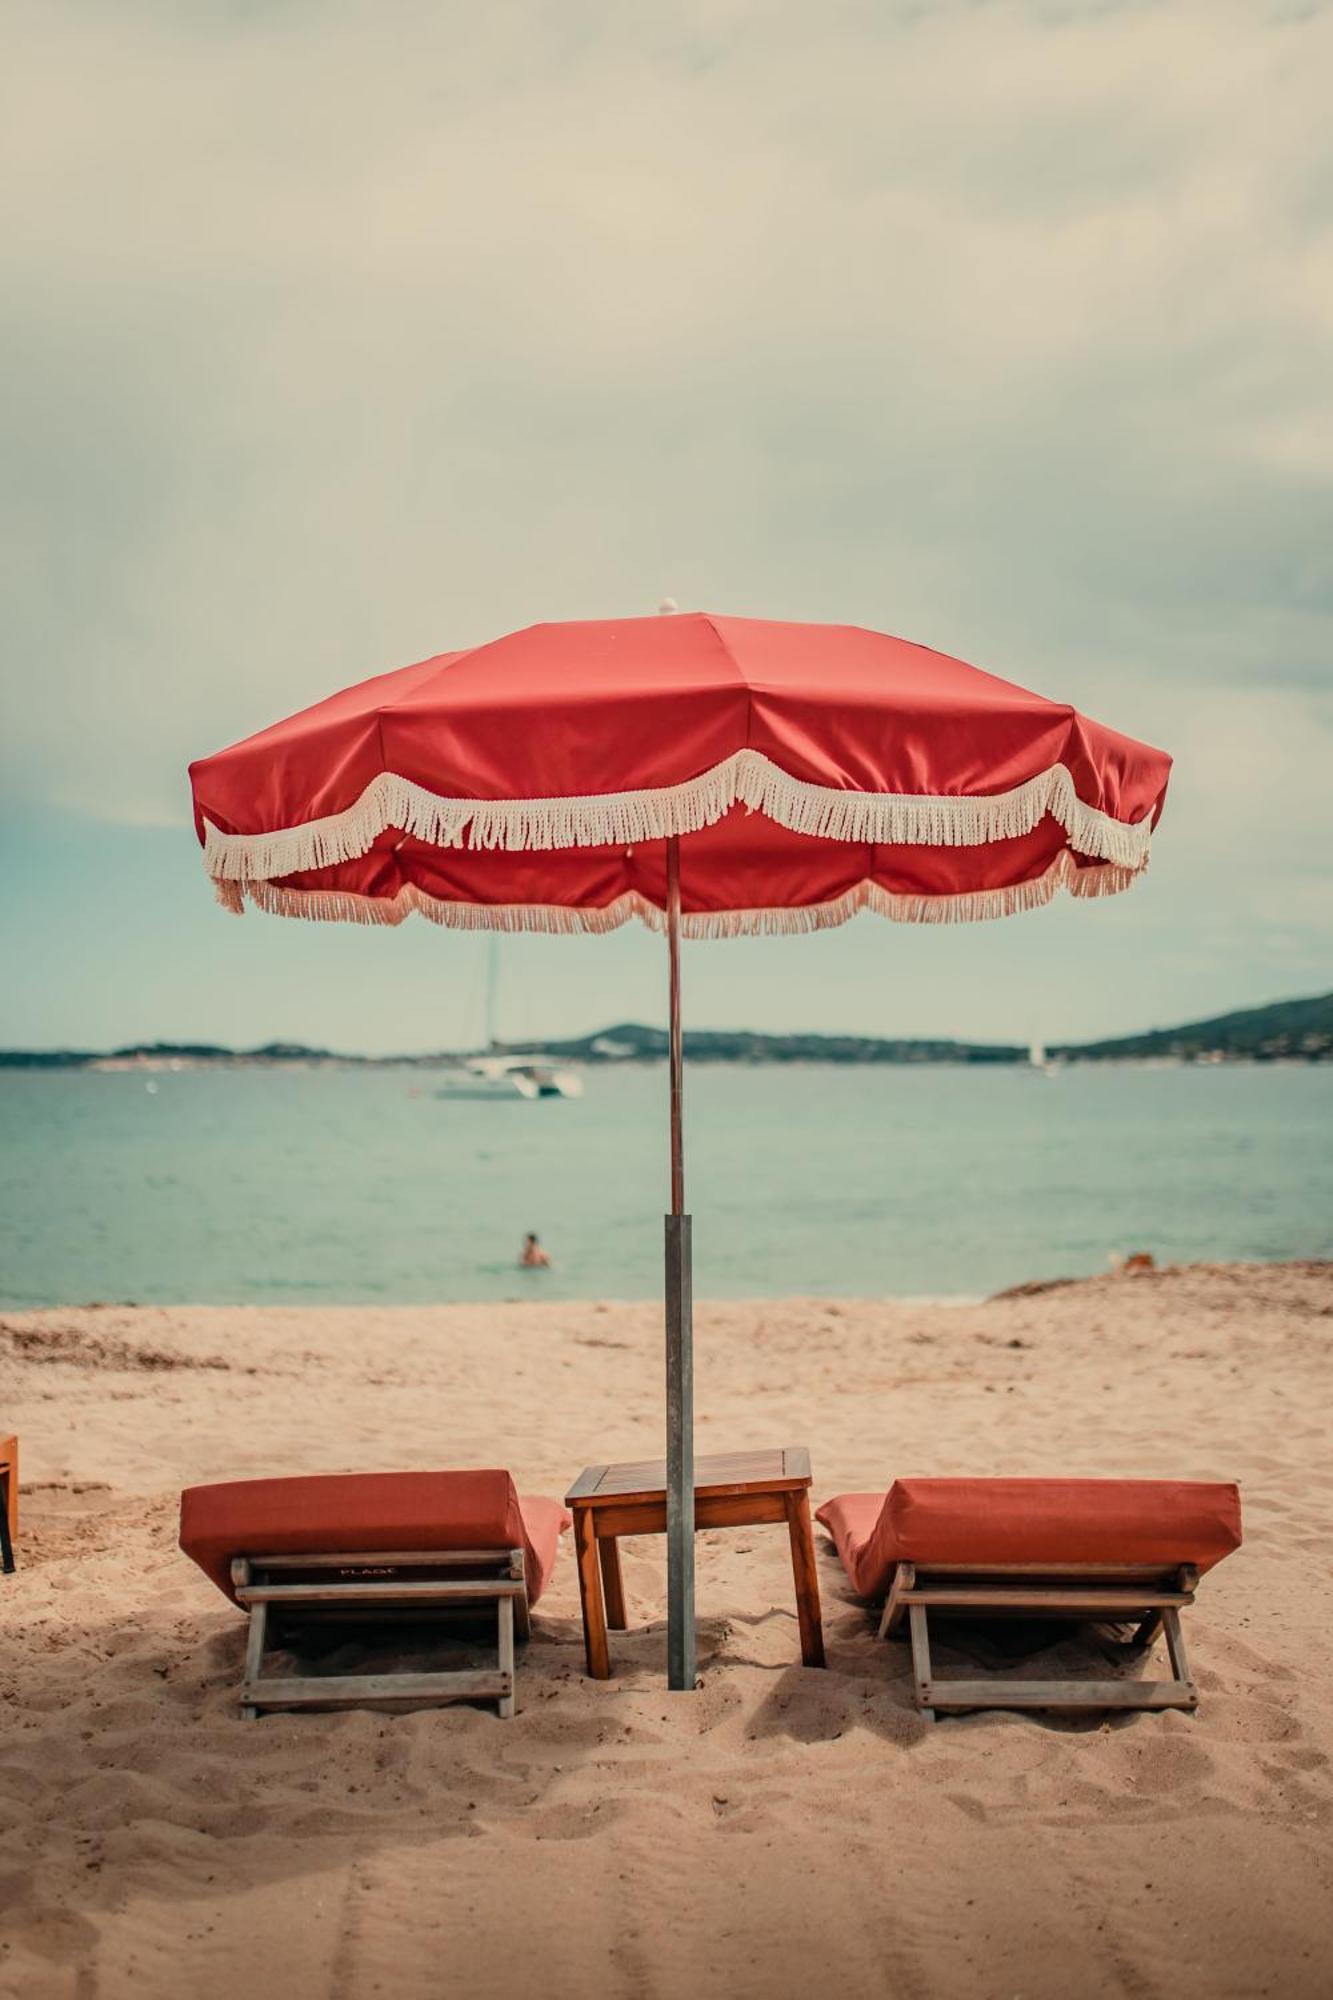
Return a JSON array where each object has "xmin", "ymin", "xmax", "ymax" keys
[{"xmin": 1, "ymin": 1261, "xmax": 1330, "ymax": 1999}]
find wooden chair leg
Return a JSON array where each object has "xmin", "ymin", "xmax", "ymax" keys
[
  {"xmin": 784, "ymin": 1491, "xmax": 826, "ymax": 1667},
  {"xmin": 497, "ymin": 1591, "xmax": 516, "ymax": 1719},
  {"xmin": 573, "ymin": 1508, "xmax": 611, "ymax": 1680},
  {"xmin": 1162, "ymin": 1606, "xmax": 1198, "ymax": 1708},
  {"xmin": 510, "ymin": 1550, "xmax": 532, "ymax": 1642},
  {"xmin": 240, "ymin": 1599, "xmax": 268, "ymax": 1720},
  {"xmin": 908, "ymin": 1602, "xmax": 935, "ymax": 1722},
  {"xmin": 599, "ymin": 1537, "xmax": 628, "ymax": 1630},
  {"xmin": 1130, "ymin": 1609, "xmax": 1164, "ymax": 1651},
  {"xmin": 878, "ymin": 1563, "xmax": 914, "ymax": 1640}
]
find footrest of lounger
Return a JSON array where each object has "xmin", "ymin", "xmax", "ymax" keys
[
  {"xmin": 242, "ymin": 1669, "xmax": 513, "ymax": 1711},
  {"xmin": 921, "ymin": 1677, "xmax": 1197, "ymax": 1713}
]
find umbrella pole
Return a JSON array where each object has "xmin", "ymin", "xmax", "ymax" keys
[{"xmin": 664, "ymin": 834, "xmax": 696, "ymax": 1691}]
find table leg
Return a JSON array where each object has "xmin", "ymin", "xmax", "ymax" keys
[
  {"xmin": 598, "ymin": 1536, "xmax": 628, "ymax": 1630},
  {"xmin": 573, "ymin": 1507, "xmax": 612, "ymax": 1680},
  {"xmin": 784, "ymin": 1490, "xmax": 826, "ymax": 1668}
]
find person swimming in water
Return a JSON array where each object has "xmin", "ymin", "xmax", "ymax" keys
[{"xmin": 520, "ymin": 1232, "xmax": 551, "ymax": 1269}]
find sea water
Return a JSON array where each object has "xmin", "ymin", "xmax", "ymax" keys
[{"xmin": 1, "ymin": 1063, "xmax": 1329, "ymax": 1307}]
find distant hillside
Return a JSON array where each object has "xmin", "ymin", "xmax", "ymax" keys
[
  {"xmin": 506, "ymin": 995, "xmax": 1333, "ymax": 1065},
  {"xmin": 1050, "ymin": 991, "xmax": 1333, "ymax": 1063},
  {"xmin": 0, "ymin": 1041, "xmax": 356, "ymax": 1070},
  {"xmin": 2, "ymin": 991, "xmax": 1330, "ymax": 1067},
  {"xmin": 505, "ymin": 1022, "xmax": 1022, "ymax": 1064}
]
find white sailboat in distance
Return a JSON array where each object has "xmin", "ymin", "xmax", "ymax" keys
[{"xmin": 435, "ymin": 938, "xmax": 584, "ymax": 1101}]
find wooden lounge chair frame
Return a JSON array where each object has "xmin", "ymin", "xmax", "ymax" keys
[
  {"xmin": 879, "ymin": 1560, "xmax": 1201, "ymax": 1720},
  {"xmin": 230, "ymin": 1546, "xmax": 532, "ymax": 1720}
]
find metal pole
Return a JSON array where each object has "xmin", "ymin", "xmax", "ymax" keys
[{"xmin": 664, "ymin": 835, "xmax": 695, "ymax": 1690}]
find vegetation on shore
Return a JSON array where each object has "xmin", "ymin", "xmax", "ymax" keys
[{"xmin": 3, "ymin": 992, "xmax": 1329, "ymax": 1069}]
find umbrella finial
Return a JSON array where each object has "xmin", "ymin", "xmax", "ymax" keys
[{"xmin": 657, "ymin": 597, "xmax": 678, "ymax": 615}]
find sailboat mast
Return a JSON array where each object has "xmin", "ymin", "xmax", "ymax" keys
[{"xmin": 485, "ymin": 934, "xmax": 500, "ymax": 1051}]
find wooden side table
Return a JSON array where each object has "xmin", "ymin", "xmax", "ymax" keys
[
  {"xmin": 565, "ymin": 1445, "xmax": 825, "ymax": 1680},
  {"xmin": 0, "ymin": 1435, "xmax": 17, "ymax": 1574}
]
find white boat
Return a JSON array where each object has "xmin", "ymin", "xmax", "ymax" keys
[
  {"xmin": 434, "ymin": 945, "xmax": 583, "ymax": 1099},
  {"xmin": 435, "ymin": 1054, "xmax": 583, "ymax": 1101}
]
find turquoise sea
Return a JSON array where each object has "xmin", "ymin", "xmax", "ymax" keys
[{"xmin": 1, "ymin": 1064, "xmax": 1330, "ymax": 1308}]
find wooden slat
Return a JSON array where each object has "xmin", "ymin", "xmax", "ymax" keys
[
  {"xmin": 496, "ymin": 1594, "xmax": 516, "ymax": 1721},
  {"xmin": 240, "ymin": 1599, "xmax": 267, "ymax": 1722},
  {"xmin": 587, "ymin": 1492, "xmax": 789, "ymax": 1539},
  {"xmin": 510, "ymin": 1548, "xmax": 531, "ymax": 1643},
  {"xmin": 243, "ymin": 1669, "xmax": 510, "ymax": 1708},
  {"xmin": 563, "ymin": 1466, "xmax": 608, "ymax": 1503},
  {"xmin": 879, "ymin": 1563, "xmax": 914, "ymax": 1640},
  {"xmin": 903, "ymin": 1587, "xmax": 1191, "ymax": 1612},
  {"xmin": 909, "ymin": 1604, "xmax": 933, "ymax": 1705},
  {"xmin": 585, "ymin": 1502, "xmax": 668, "ymax": 1538},
  {"xmin": 250, "ymin": 1549, "xmax": 516, "ymax": 1570},
  {"xmin": 568, "ymin": 1447, "xmax": 808, "ymax": 1506},
  {"xmin": 262, "ymin": 1604, "xmax": 520, "ymax": 1626},
  {"xmin": 924, "ymin": 1679, "xmax": 1197, "ymax": 1711},
  {"xmin": 908, "ymin": 1562, "xmax": 1190, "ymax": 1583},
  {"xmin": 696, "ymin": 1491, "xmax": 791, "ymax": 1526},
  {"xmin": 1163, "ymin": 1605, "xmax": 1194, "ymax": 1687},
  {"xmin": 235, "ymin": 1579, "xmax": 526, "ymax": 1606},
  {"xmin": 611, "ymin": 1446, "xmax": 786, "ymax": 1485}
]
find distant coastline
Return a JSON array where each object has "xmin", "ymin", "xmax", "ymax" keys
[{"xmin": 3, "ymin": 989, "xmax": 1330, "ymax": 1069}]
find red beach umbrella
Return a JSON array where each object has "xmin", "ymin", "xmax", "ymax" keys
[{"xmin": 190, "ymin": 611, "xmax": 1171, "ymax": 1689}]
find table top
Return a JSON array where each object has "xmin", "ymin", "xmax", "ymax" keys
[{"xmin": 566, "ymin": 1445, "xmax": 811, "ymax": 1506}]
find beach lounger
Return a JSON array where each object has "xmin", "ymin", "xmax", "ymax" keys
[
  {"xmin": 180, "ymin": 1469, "xmax": 569, "ymax": 1719},
  {"xmin": 817, "ymin": 1477, "xmax": 1241, "ymax": 1719}
]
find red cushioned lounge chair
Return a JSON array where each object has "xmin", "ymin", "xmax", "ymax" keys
[
  {"xmin": 180, "ymin": 1470, "xmax": 569, "ymax": 1719},
  {"xmin": 817, "ymin": 1478, "xmax": 1242, "ymax": 1719}
]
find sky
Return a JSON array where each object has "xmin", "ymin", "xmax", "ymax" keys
[{"xmin": 2, "ymin": 0, "xmax": 1330, "ymax": 1054}]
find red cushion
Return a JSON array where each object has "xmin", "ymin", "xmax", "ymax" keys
[
  {"xmin": 816, "ymin": 1478, "xmax": 1242, "ymax": 1600},
  {"xmin": 179, "ymin": 1470, "xmax": 569, "ymax": 1607}
]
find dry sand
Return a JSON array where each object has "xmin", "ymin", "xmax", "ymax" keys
[{"xmin": 1, "ymin": 1261, "xmax": 1330, "ymax": 1999}]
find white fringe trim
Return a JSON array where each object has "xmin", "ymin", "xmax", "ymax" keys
[
  {"xmin": 217, "ymin": 852, "xmax": 1141, "ymax": 936},
  {"xmin": 202, "ymin": 751, "xmax": 1154, "ymax": 882}
]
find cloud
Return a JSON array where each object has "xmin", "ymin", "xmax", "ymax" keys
[{"xmin": 1, "ymin": 0, "xmax": 1330, "ymax": 955}]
